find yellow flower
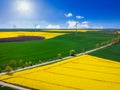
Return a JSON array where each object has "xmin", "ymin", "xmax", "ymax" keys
[
  {"xmin": 0, "ymin": 32, "xmax": 65, "ymax": 39},
  {"xmin": 0, "ymin": 55, "xmax": 120, "ymax": 90},
  {"xmin": 45, "ymin": 30, "xmax": 100, "ymax": 33}
]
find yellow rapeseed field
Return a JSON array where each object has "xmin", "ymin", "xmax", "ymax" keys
[
  {"xmin": 0, "ymin": 32, "xmax": 65, "ymax": 39},
  {"xmin": 118, "ymin": 31, "xmax": 120, "ymax": 34},
  {"xmin": 46, "ymin": 30, "xmax": 101, "ymax": 32},
  {"xmin": 0, "ymin": 55, "xmax": 120, "ymax": 90}
]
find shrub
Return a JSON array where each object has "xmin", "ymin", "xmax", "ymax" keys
[
  {"xmin": 39, "ymin": 60, "xmax": 42, "ymax": 63},
  {"xmin": 57, "ymin": 53, "xmax": 62, "ymax": 59},
  {"xmin": 100, "ymin": 42, "xmax": 104, "ymax": 46},
  {"xmin": 25, "ymin": 62, "xmax": 29, "ymax": 67},
  {"xmin": 19, "ymin": 59, "xmax": 23, "ymax": 66},
  {"xmin": 10, "ymin": 60, "xmax": 16, "ymax": 67},
  {"xmin": 96, "ymin": 43, "xmax": 99, "ymax": 48},
  {"xmin": 5, "ymin": 66, "xmax": 13, "ymax": 74},
  {"xmin": 28, "ymin": 61, "xmax": 32, "ymax": 66},
  {"xmin": 53, "ymin": 57, "xmax": 56, "ymax": 60},
  {"xmin": 70, "ymin": 50, "xmax": 76, "ymax": 56}
]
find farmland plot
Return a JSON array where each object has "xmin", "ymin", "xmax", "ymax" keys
[
  {"xmin": 0, "ymin": 55, "xmax": 120, "ymax": 90},
  {"xmin": 0, "ymin": 32, "xmax": 65, "ymax": 39}
]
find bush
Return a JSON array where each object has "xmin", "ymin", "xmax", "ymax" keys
[
  {"xmin": 39, "ymin": 60, "xmax": 42, "ymax": 63},
  {"xmin": 19, "ymin": 59, "xmax": 23, "ymax": 66},
  {"xmin": 70, "ymin": 50, "xmax": 76, "ymax": 56},
  {"xmin": 25, "ymin": 62, "xmax": 29, "ymax": 67},
  {"xmin": 10, "ymin": 60, "xmax": 16, "ymax": 67},
  {"xmin": 5, "ymin": 66, "xmax": 13, "ymax": 74},
  {"xmin": 96, "ymin": 43, "xmax": 99, "ymax": 48},
  {"xmin": 100, "ymin": 42, "xmax": 104, "ymax": 46},
  {"xmin": 57, "ymin": 53, "xmax": 62, "ymax": 59},
  {"xmin": 28, "ymin": 61, "xmax": 32, "ymax": 66}
]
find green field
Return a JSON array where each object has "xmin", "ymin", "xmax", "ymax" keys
[
  {"xmin": 90, "ymin": 43, "xmax": 120, "ymax": 62},
  {"xmin": 0, "ymin": 32, "xmax": 117, "ymax": 69},
  {"xmin": 0, "ymin": 85, "xmax": 15, "ymax": 90}
]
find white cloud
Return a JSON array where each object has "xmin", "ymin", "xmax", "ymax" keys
[
  {"xmin": 66, "ymin": 20, "xmax": 104, "ymax": 29},
  {"xmin": 78, "ymin": 22, "xmax": 89, "ymax": 28},
  {"xmin": 67, "ymin": 21, "xmax": 77, "ymax": 28},
  {"xmin": 92, "ymin": 26, "xmax": 103, "ymax": 29},
  {"xmin": 46, "ymin": 24, "xmax": 61, "ymax": 29},
  {"xmin": 65, "ymin": 13, "xmax": 73, "ymax": 17},
  {"xmin": 67, "ymin": 21, "xmax": 89, "ymax": 29},
  {"xmin": 82, "ymin": 21, "xmax": 88, "ymax": 24},
  {"xmin": 76, "ymin": 16, "xmax": 84, "ymax": 19}
]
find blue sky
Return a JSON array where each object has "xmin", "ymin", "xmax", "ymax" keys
[{"xmin": 0, "ymin": 0, "xmax": 120, "ymax": 29}]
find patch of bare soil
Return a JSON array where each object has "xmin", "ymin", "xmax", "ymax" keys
[{"xmin": 0, "ymin": 36, "xmax": 45, "ymax": 42}]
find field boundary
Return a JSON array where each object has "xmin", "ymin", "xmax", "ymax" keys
[{"xmin": 0, "ymin": 81, "xmax": 30, "ymax": 90}]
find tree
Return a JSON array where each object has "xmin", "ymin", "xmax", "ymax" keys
[
  {"xmin": 28, "ymin": 61, "xmax": 32, "ymax": 66},
  {"xmin": 53, "ymin": 57, "xmax": 56, "ymax": 60},
  {"xmin": 19, "ymin": 59, "xmax": 23, "ymax": 66},
  {"xmin": 25, "ymin": 62, "xmax": 29, "ymax": 67},
  {"xmin": 96, "ymin": 43, "xmax": 99, "ymax": 48},
  {"xmin": 111, "ymin": 38, "xmax": 115, "ymax": 43},
  {"xmin": 70, "ymin": 50, "xmax": 76, "ymax": 56},
  {"xmin": 39, "ymin": 60, "xmax": 42, "ymax": 63},
  {"xmin": 10, "ymin": 60, "xmax": 16, "ymax": 67},
  {"xmin": 57, "ymin": 53, "xmax": 62, "ymax": 59},
  {"xmin": 5, "ymin": 66, "xmax": 13, "ymax": 74}
]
